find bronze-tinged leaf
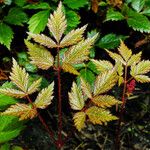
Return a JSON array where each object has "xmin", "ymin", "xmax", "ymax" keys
[
  {"xmin": 62, "ymin": 63, "xmax": 80, "ymax": 75},
  {"xmin": 0, "ymin": 88, "xmax": 26, "ymax": 98},
  {"xmin": 134, "ymin": 75, "xmax": 150, "ymax": 83},
  {"xmin": 69, "ymin": 82, "xmax": 84, "ymax": 110},
  {"xmin": 86, "ymin": 106, "xmax": 118, "ymax": 124},
  {"xmin": 91, "ymin": 0, "xmax": 99, "ymax": 13},
  {"xmin": 2, "ymin": 103, "xmax": 37, "ymax": 120},
  {"xmin": 91, "ymin": 59, "xmax": 113, "ymax": 72},
  {"xmin": 0, "ymin": 69, "xmax": 8, "ymax": 80},
  {"xmin": 62, "ymin": 34, "xmax": 98, "ymax": 65},
  {"xmin": 10, "ymin": 59, "xmax": 29, "ymax": 92},
  {"xmin": 47, "ymin": 2, "xmax": 67, "ymax": 43},
  {"xmin": 27, "ymin": 32, "xmax": 57, "ymax": 48},
  {"xmin": 27, "ymin": 78, "xmax": 42, "ymax": 95},
  {"xmin": 73, "ymin": 112, "xmax": 86, "ymax": 131},
  {"xmin": 34, "ymin": 82, "xmax": 54, "ymax": 109},
  {"xmin": 106, "ymin": 50, "xmax": 126, "ymax": 65},
  {"xmin": 130, "ymin": 60, "xmax": 150, "ymax": 76},
  {"xmin": 118, "ymin": 41, "xmax": 132, "ymax": 62},
  {"xmin": 92, "ymin": 95, "xmax": 121, "ymax": 108},
  {"xmin": 127, "ymin": 52, "xmax": 142, "ymax": 66},
  {"xmin": 60, "ymin": 25, "xmax": 87, "ymax": 47},
  {"xmin": 94, "ymin": 69, "xmax": 118, "ymax": 96},
  {"xmin": 25, "ymin": 40, "xmax": 54, "ymax": 70},
  {"xmin": 80, "ymin": 78, "xmax": 92, "ymax": 99}
]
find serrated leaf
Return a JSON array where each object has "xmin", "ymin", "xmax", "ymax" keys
[
  {"xmin": 0, "ymin": 143, "xmax": 10, "ymax": 150},
  {"xmin": 27, "ymin": 32, "xmax": 57, "ymax": 48},
  {"xmin": 60, "ymin": 25, "xmax": 87, "ymax": 47},
  {"xmin": 86, "ymin": 106, "xmax": 118, "ymax": 124},
  {"xmin": 23, "ymin": 2, "xmax": 50, "ymax": 9},
  {"xmin": 65, "ymin": 10, "xmax": 80, "ymax": 31},
  {"xmin": 133, "ymin": 75, "xmax": 150, "ymax": 83},
  {"xmin": 34, "ymin": 82, "xmax": 54, "ymax": 109},
  {"xmin": 2, "ymin": 103, "xmax": 37, "ymax": 120},
  {"xmin": 127, "ymin": 51, "xmax": 142, "ymax": 66},
  {"xmin": 94, "ymin": 69, "xmax": 118, "ymax": 96},
  {"xmin": 130, "ymin": 60, "xmax": 150, "ymax": 76},
  {"xmin": 141, "ymin": 8, "xmax": 150, "ymax": 16},
  {"xmin": 80, "ymin": 78, "xmax": 92, "ymax": 99},
  {"xmin": 124, "ymin": 6, "xmax": 150, "ymax": 33},
  {"xmin": 0, "ymin": 88, "xmax": 26, "ymax": 98},
  {"xmin": 91, "ymin": 59, "xmax": 113, "ymax": 72},
  {"xmin": 97, "ymin": 33, "xmax": 128, "ymax": 49},
  {"xmin": 118, "ymin": 40, "xmax": 132, "ymax": 61},
  {"xmin": 64, "ymin": 0, "xmax": 88, "ymax": 9},
  {"xmin": 4, "ymin": 7, "xmax": 28, "ymax": 26},
  {"xmin": 73, "ymin": 112, "xmax": 86, "ymax": 131},
  {"xmin": 105, "ymin": 9, "xmax": 125, "ymax": 22},
  {"xmin": 63, "ymin": 34, "xmax": 98, "ymax": 65},
  {"xmin": 62, "ymin": 63, "xmax": 79, "ymax": 75},
  {"xmin": 92, "ymin": 95, "xmax": 121, "ymax": 108},
  {"xmin": 106, "ymin": 50, "xmax": 126, "ymax": 65},
  {"xmin": 0, "ymin": 23, "xmax": 14, "ymax": 49},
  {"xmin": 47, "ymin": 2, "xmax": 67, "ymax": 43},
  {"xmin": 131, "ymin": 0, "xmax": 145, "ymax": 12},
  {"xmin": 69, "ymin": 82, "xmax": 84, "ymax": 110},
  {"xmin": 27, "ymin": 78, "xmax": 42, "ymax": 95},
  {"xmin": 14, "ymin": 0, "xmax": 26, "ymax": 7},
  {"xmin": 25, "ymin": 40, "xmax": 54, "ymax": 70},
  {"xmin": 28, "ymin": 10, "xmax": 50, "ymax": 34},
  {"xmin": 10, "ymin": 59, "xmax": 29, "ymax": 92}
]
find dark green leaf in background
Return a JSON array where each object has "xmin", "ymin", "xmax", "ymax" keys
[
  {"xmin": 28, "ymin": 10, "xmax": 50, "ymax": 33},
  {"xmin": 13, "ymin": 0, "xmax": 26, "ymax": 7},
  {"xmin": 4, "ymin": 7, "xmax": 28, "ymax": 26},
  {"xmin": 0, "ymin": 23, "xmax": 14, "ymax": 50}
]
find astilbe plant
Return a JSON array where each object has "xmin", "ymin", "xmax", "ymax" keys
[{"xmin": 1, "ymin": 2, "xmax": 150, "ymax": 149}]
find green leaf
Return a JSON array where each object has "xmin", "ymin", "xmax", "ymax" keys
[
  {"xmin": 123, "ymin": 5, "xmax": 150, "ymax": 33},
  {"xmin": 28, "ymin": 10, "xmax": 50, "ymax": 33},
  {"xmin": 77, "ymin": 68, "xmax": 95, "ymax": 85},
  {"xmin": 86, "ymin": 106, "xmax": 118, "ymax": 124},
  {"xmin": 0, "ymin": 94, "xmax": 17, "ymax": 110},
  {"xmin": 97, "ymin": 34, "xmax": 128, "ymax": 49},
  {"xmin": 66, "ymin": 10, "xmax": 80, "ymax": 31},
  {"xmin": 0, "ymin": 115, "xmax": 24, "ymax": 143},
  {"xmin": 0, "ymin": 23, "xmax": 14, "ymax": 49},
  {"xmin": 105, "ymin": 9, "xmax": 125, "ymax": 22},
  {"xmin": 0, "ymin": 143, "xmax": 10, "ymax": 150},
  {"xmin": 12, "ymin": 146, "xmax": 23, "ymax": 150},
  {"xmin": 64, "ymin": 0, "xmax": 88, "ymax": 9},
  {"xmin": 23, "ymin": 2, "xmax": 50, "ymax": 9},
  {"xmin": 14, "ymin": 0, "xmax": 26, "ymax": 6},
  {"xmin": 4, "ymin": 7, "xmax": 28, "ymax": 26},
  {"xmin": 131, "ymin": 0, "xmax": 145, "ymax": 12},
  {"xmin": 141, "ymin": 8, "xmax": 150, "ymax": 16}
]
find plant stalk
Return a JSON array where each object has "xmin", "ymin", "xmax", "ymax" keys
[
  {"xmin": 57, "ymin": 46, "xmax": 63, "ymax": 149},
  {"xmin": 26, "ymin": 95, "xmax": 56, "ymax": 145},
  {"xmin": 115, "ymin": 65, "xmax": 128, "ymax": 150}
]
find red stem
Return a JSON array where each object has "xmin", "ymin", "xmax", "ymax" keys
[
  {"xmin": 26, "ymin": 95, "xmax": 56, "ymax": 145},
  {"xmin": 56, "ymin": 46, "xmax": 63, "ymax": 149},
  {"xmin": 115, "ymin": 65, "xmax": 128, "ymax": 150}
]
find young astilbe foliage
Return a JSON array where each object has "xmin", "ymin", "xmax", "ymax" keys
[{"xmin": 0, "ymin": 1, "xmax": 150, "ymax": 149}]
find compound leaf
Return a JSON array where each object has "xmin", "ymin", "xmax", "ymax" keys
[
  {"xmin": 47, "ymin": 2, "xmax": 67, "ymax": 43},
  {"xmin": 86, "ymin": 106, "xmax": 118, "ymax": 124},
  {"xmin": 25, "ymin": 40, "xmax": 54, "ymax": 70},
  {"xmin": 133, "ymin": 75, "xmax": 150, "ymax": 83},
  {"xmin": 28, "ymin": 32, "xmax": 57, "ymax": 48},
  {"xmin": 2, "ymin": 103, "xmax": 37, "ymax": 120},
  {"xmin": 10, "ymin": 59, "xmax": 29, "ymax": 92},
  {"xmin": 94, "ymin": 69, "xmax": 118, "ymax": 96},
  {"xmin": 92, "ymin": 95, "xmax": 121, "ymax": 108},
  {"xmin": 69, "ymin": 82, "xmax": 84, "ymax": 110},
  {"xmin": 34, "ymin": 82, "xmax": 54, "ymax": 109},
  {"xmin": 60, "ymin": 25, "xmax": 87, "ymax": 47},
  {"xmin": 73, "ymin": 112, "xmax": 86, "ymax": 131}
]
